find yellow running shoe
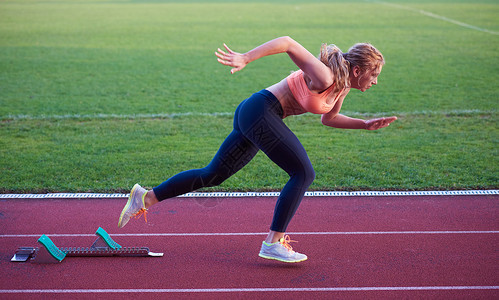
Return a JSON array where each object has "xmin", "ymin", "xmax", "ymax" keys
[
  {"xmin": 258, "ymin": 235, "xmax": 307, "ymax": 263},
  {"xmin": 118, "ymin": 184, "xmax": 148, "ymax": 228}
]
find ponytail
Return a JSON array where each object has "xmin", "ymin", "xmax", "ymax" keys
[
  {"xmin": 319, "ymin": 44, "xmax": 350, "ymax": 90},
  {"xmin": 319, "ymin": 43, "xmax": 384, "ymax": 89}
]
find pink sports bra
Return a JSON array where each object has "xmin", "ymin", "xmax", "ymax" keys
[{"xmin": 284, "ymin": 70, "xmax": 343, "ymax": 117}]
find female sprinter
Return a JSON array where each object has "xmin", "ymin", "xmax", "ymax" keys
[{"xmin": 118, "ymin": 36, "xmax": 397, "ymax": 263}]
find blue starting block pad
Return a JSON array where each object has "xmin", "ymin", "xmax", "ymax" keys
[
  {"xmin": 93, "ymin": 227, "xmax": 122, "ymax": 250},
  {"xmin": 36, "ymin": 234, "xmax": 67, "ymax": 263},
  {"xmin": 11, "ymin": 227, "xmax": 163, "ymax": 263}
]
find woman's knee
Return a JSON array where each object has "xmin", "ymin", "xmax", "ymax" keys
[
  {"xmin": 291, "ymin": 163, "xmax": 315, "ymax": 187},
  {"xmin": 303, "ymin": 164, "xmax": 316, "ymax": 186},
  {"xmin": 199, "ymin": 160, "xmax": 239, "ymax": 187},
  {"xmin": 199, "ymin": 168, "xmax": 228, "ymax": 187}
]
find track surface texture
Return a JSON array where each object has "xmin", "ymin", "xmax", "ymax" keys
[{"xmin": 1, "ymin": 194, "xmax": 498, "ymax": 299}]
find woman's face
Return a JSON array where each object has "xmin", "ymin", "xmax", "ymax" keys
[{"xmin": 351, "ymin": 66, "xmax": 382, "ymax": 92}]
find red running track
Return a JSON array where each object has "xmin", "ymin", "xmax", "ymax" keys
[{"xmin": 0, "ymin": 194, "xmax": 498, "ymax": 299}]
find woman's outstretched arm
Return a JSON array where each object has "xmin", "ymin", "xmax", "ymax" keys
[
  {"xmin": 322, "ymin": 112, "xmax": 397, "ymax": 130},
  {"xmin": 216, "ymin": 36, "xmax": 334, "ymax": 91}
]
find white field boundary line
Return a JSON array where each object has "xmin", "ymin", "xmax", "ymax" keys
[
  {"xmin": 1, "ymin": 286, "xmax": 498, "ymax": 294},
  {"xmin": 1, "ymin": 112, "xmax": 234, "ymax": 121},
  {"xmin": 1, "ymin": 109, "xmax": 496, "ymax": 121},
  {"xmin": 1, "ymin": 189, "xmax": 497, "ymax": 199},
  {"xmin": 1, "ymin": 231, "xmax": 498, "ymax": 238},
  {"xmin": 368, "ymin": 0, "xmax": 499, "ymax": 36}
]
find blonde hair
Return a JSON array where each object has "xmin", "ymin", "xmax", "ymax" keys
[{"xmin": 319, "ymin": 43, "xmax": 384, "ymax": 89}]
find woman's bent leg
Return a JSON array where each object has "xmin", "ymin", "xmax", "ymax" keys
[
  {"xmin": 237, "ymin": 93, "xmax": 315, "ymax": 233},
  {"xmin": 262, "ymin": 130, "xmax": 315, "ymax": 233},
  {"xmin": 152, "ymin": 129, "xmax": 259, "ymax": 201}
]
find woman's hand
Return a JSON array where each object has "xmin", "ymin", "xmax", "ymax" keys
[
  {"xmin": 365, "ymin": 116, "xmax": 398, "ymax": 130},
  {"xmin": 215, "ymin": 43, "xmax": 248, "ymax": 74}
]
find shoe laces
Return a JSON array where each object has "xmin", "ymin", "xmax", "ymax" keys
[
  {"xmin": 279, "ymin": 235, "xmax": 297, "ymax": 253},
  {"xmin": 132, "ymin": 208, "xmax": 148, "ymax": 223}
]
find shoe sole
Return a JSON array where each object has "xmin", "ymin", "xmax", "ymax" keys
[
  {"xmin": 118, "ymin": 184, "xmax": 139, "ymax": 228},
  {"xmin": 258, "ymin": 253, "xmax": 308, "ymax": 263}
]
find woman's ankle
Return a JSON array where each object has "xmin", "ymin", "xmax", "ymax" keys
[
  {"xmin": 265, "ymin": 230, "xmax": 285, "ymax": 244},
  {"xmin": 144, "ymin": 190, "xmax": 159, "ymax": 209}
]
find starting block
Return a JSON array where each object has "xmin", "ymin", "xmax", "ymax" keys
[{"xmin": 11, "ymin": 227, "xmax": 163, "ymax": 263}]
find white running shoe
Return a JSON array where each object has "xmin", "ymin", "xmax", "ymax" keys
[
  {"xmin": 118, "ymin": 184, "xmax": 148, "ymax": 228},
  {"xmin": 258, "ymin": 235, "xmax": 307, "ymax": 263}
]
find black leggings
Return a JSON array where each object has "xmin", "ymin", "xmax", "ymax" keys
[{"xmin": 152, "ymin": 90, "xmax": 315, "ymax": 232}]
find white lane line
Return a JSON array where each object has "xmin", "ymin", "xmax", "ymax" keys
[
  {"xmin": 1, "ymin": 109, "xmax": 496, "ymax": 121},
  {"xmin": 1, "ymin": 189, "xmax": 498, "ymax": 199},
  {"xmin": 1, "ymin": 286, "xmax": 498, "ymax": 293},
  {"xmin": 0, "ymin": 112, "xmax": 234, "ymax": 121},
  {"xmin": 368, "ymin": 0, "xmax": 499, "ymax": 35},
  {"xmin": 1, "ymin": 231, "xmax": 498, "ymax": 238}
]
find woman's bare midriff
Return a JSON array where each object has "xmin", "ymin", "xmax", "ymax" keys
[{"xmin": 266, "ymin": 78, "xmax": 306, "ymax": 118}]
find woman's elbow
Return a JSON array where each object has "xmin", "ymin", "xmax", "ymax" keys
[
  {"xmin": 281, "ymin": 36, "xmax": 293, "ymax": 44},
  {"xmin": 321, "ymin": 114, "xmax": 330, "ymax": 126},
  {"xmin": 321, "ymin": 112, "xmax": 339, "ymax": 127},
  {"xmin": 281, "ymin": 36, "xmax": 298, "ymax": 51}
]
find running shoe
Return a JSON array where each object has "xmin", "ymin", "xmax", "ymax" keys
[
  {"xmin": 258, "ymin": 235, "xmax": 307, "ymax": 263},
  {"xmin": 118, "ymin": 184, "xmax": 148, "ymax": 228}
]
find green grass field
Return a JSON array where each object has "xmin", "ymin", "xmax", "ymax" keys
[{"xmin": 1, "ymin": 0, "xmax": 498, "ymax": 193}]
